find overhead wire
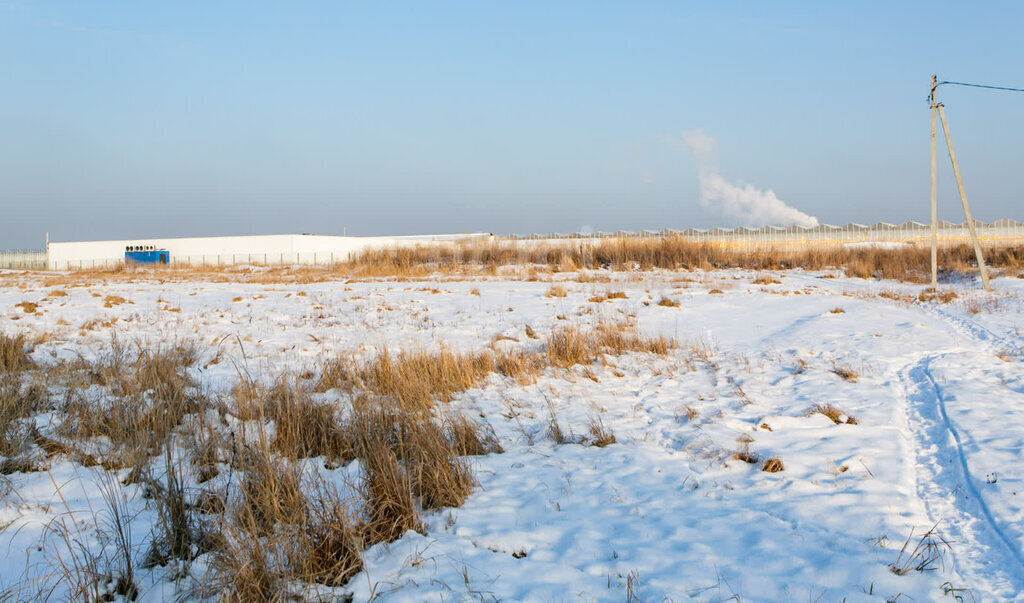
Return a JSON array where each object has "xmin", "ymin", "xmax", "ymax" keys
[{"xmin": 929, "ymin": 78, "xmax": 1024, "ymax": 104}]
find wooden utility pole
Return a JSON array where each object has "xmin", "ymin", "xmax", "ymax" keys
[
  {"xmin": 936, "ymin": 102, "xmax": 991, "ymax": 291},
  {"xmin": 930, "ymin": 76, "xmax": 938, "ymax": 290}
]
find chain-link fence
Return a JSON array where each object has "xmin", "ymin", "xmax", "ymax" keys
[{"xmin": 0, "ymin": 250, "xmax": 46, "ymax": 269}]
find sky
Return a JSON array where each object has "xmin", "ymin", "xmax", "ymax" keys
[{"xmin": 1, "ymin": 2, "xmax": 1023, "ymax": 247}]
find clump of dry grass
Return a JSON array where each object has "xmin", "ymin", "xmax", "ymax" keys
[
  {"xmin": 543, "ymin": 321, "xmax": 676, "ymax": 370},
  {"xmin": 235, "ymin": 447, "xmax": 307, "ymax": 538},
  {"xmin": 233, "ymin": 376, "xmax": 354, "ymax": 465},
  {"xmin": 656, "ymin": 296, "xmax": 680, "ymax": 308},
  {"xmin": 546, "ymin": 285, "xmax": 567, "ymax": 298},
  {"xmin": 0, "ymin": 379, "xmax": 47, "ymax": 458},
  {"xmin": 808, "ymin": 403, "xmax": 858, "ymax": 425},
  {"xmin": 103, "ymin": 295, "xmax": 129, "ymax": 308},
  {"xmin": 918, "ymin": 289, "xmax": 958, "ymax": 303},
  {"xmin": 586, "ymin": 417, "xmax": 616, "ymax": 447},
  {"xmin": 590, "ymin": 322, "xmax": 676, "ymax": 356},
  {"xmin": 446, "ymin": 414, "xmax": 503, "ymax": 456},
  {"xmin": 830, "ymin": 362, "xmax": 859, "ymax": 382},
  {"xmin": 0, "ymin": 332, "xmax": 35, "ymax": 372},
  {"xmin": 285, "ymin": 482, "xmax": 363, "ymax": 587},
  {"xmin": 752, "ymin": 275, "xmax": 782, "ymax": 285},
  {"xmin": 14, "ymin": 301, "xmax": 38, "ymax": 314},
  {"xmin": 731, "ymin": 447, "xmax": 761, "ymax": 464},
  {"xmin": 708, "ymin": 289, "xmax": 724, "ymax": 294},
  {"xmin": 358, "ymin": 426, "xmax": 421, "ymax": 544},
  {"xmin": 493, "ymin": 349, "xmax": 543, "ymax": 385},
  {"xmin": 545, "ymin": 326, "xmax": 594, "ymax": 368},
  {"xmin": 829, "ymin": 307, "xmax": 845, "ymax": 314},
  {"xmin": 761, "ymin": 456, "xmax": 784, "ymax": 472}
]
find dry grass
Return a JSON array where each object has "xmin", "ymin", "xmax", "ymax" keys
[
  {"xmin": 545, "ymin": 326, "xmax": 594, "ymax": 368},
  {"xmin": 761, "ymin": 456, "xmax": 784, "ymax": 473},
  {"xmin": 0, "ymin": 332, "xmax": 35, "ymax": 372},
  {"xmin": 752, "ymin": 275, "xmax": 782, "ymax": 285},
  {"xmin": 545, "ymin": 285, "xmax": 567, "ymax": 298},
  {"xmin": 808, "ymin": 403, "xmax": 858, "ymax": 425},
  {"xmin": 446, "ymin": 414, "xmax": 503, "ymax": 456},
  {"xmin": 0, "ymin": 380, "xmax": 47, "ymax": 458},
  {"xmin": 731, "ymin": 447, "xmax": 761, "ymax": 464},
  {"xmin": 829, "ymin": 307, "xmax": 845, "ymax": 314},
  {"xmin": 830, "ymin": 362, "xmax": 859, "ymax": 382},
  {"xmin": 318, "ymin": 348, "xmax": 495, "ymax": 412},
  {"xmin": 656, "ymin": 296, "xmax": 680, "ymax": 308},
  {"xmin": 587, "ymin": 417, "xmax": 616, "ymax": 447},
  {"xmin": 14, "ymin": 301, "xmax": 38, "ymax": 314},
  {"xmin": 1, "ymin": 314, "xmax": 685, "ymax": 596},
  {"xmin": 918, "ymin": 289, "xmax": 958, "ymax": 303},
  {"xmin": 233, "ymin": 376, "xmax": 354, "ymax": 465},
  {"xmin": 56, "ymin": 341, "xmax": 205, "ymax": 469},
  {"xmin": 339, "ymin": 238, "xmax": 1024, "ymax": 283},
  {"xmin": 493, "ymin": 349, "xmax": 543, "ymax": 385}
]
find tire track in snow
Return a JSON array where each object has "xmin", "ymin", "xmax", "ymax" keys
[
  {"xmin": 903, "ymin": 353, "xmax": 1024, "ymax": 595},
  {"xmin": 922, "ymin": 304, "xmax": 1022, "ymax": 356}
]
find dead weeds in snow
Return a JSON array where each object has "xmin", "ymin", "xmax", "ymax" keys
[{"xmin": 808, "ymin": 403, "xmax": 858, "ymax": 425}]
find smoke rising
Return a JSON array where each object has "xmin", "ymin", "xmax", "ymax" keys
[{"xmin": 681, "ymin": 129, "xmax": 819, "ymax": 228}]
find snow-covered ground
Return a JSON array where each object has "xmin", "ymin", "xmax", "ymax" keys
[{"xmin": 1, "ymin": 267, "xmax": 1022, "ymax": 601}]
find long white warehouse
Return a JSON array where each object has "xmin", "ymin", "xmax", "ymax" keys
[{"xmin": 46, "ymin": 232, "xmax": 491, "ymax": 270}]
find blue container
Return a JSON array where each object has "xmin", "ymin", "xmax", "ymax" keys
[{"xmin": 125, "ymin": 247, "xmax": 169, "ymax": 265}]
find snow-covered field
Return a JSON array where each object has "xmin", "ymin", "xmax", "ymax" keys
[{"xmin": 1, "ymin": 267, "xmax": 1023, "ymax": 601}]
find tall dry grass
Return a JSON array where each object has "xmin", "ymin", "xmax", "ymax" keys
[
  {"xmin": 340, "ymin": 237, "xmax": 1024, "ymax": 282},
  {"xmin": 3, "ymin": 315, "xmax": 679, "ymax": 597}
]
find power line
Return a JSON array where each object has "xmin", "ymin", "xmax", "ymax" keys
[{"xmin": 937, "ymin": 79, "xmax": 1024, "ymax": 94}]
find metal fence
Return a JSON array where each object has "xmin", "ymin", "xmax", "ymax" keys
[
  {"xmin": 0, "ymin": 250, "xmax": 45, "ymax": 269},
  {"xmin": 45, "ymin": 252, "xmax": 362, "ymax": 271},
  {"xmin": 503, "ymin": 219, "xmax": 1024, "ymax": 251}
]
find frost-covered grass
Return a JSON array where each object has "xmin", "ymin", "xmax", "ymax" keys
[{"xmin": 0, "ymin": 266, "xmax": 1022, "ymax": 600}]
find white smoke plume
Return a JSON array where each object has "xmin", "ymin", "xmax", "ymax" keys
[{"xmin": 680, "ymin": 129, "xmax": 819, "ymax": 228}]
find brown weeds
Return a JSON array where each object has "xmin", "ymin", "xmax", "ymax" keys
[
  {"xmin": 809, "ymin": 403, "xmax": 858, "ymax": 425},
  {"xmin": 0, "ymin": 332, "xmax": 35, "ymax": 372}
]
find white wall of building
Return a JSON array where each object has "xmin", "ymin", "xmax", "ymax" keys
[{"xmin": 46, "ymin": 233, "xmax": 491, "ymax": 270}]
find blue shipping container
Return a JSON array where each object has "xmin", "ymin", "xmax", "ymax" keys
[{"xmin": 125, "ymin": 249, "xmax": 169, "ymax": 264}]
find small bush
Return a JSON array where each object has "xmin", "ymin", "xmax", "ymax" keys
[
  {"xmin": 761, "ymin": 456, "xmax": 784, "ymax": 472},
  {"xmin": 656, "ymin": 296, "xmax": 680, "ymax": 307}
]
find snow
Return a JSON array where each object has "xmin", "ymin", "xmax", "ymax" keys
[{"xmin": 1, "ymin": 267, "xmax": 1022, "ymax": 601}]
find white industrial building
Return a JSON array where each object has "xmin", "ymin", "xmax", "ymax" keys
[{"xmin": 46, "ymin": 232, "xmax": 491, "ymax": 270}]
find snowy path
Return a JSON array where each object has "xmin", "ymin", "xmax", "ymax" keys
[{"xmin": 903, "ymin": 353, "xmax": 1024, "ymax": 598}]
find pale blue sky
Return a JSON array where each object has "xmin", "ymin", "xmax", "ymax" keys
[{"xmin": 1, "ymin": 2, "xmax": 1022, "ymax": 247}]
